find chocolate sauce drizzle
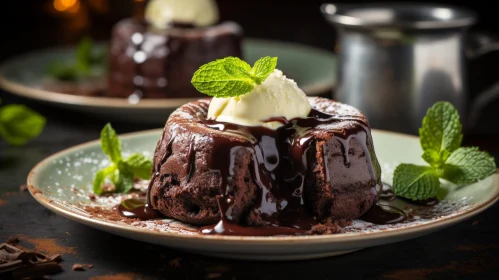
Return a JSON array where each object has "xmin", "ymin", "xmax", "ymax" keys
[
  {"xmin": 116, "ymin": 109, "xmax": 439, "ymax": 235},
  {"xmin": 117, "ymin": 198, "xmax": 162, "ymax": 220},
  {"xmin": 197, "ymin": 109, "xmax": 381, "ymax": 236}
]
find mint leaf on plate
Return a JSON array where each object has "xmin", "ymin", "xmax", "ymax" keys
[
  {"xmin": 251, "ymin": 56, "xmax": 278, "ymax": 84},
  {"xmin": 100, "ymin": 123, "xmax": 122, "ymax": 163},
  {"xmin": 93, "ymin": 165, "xmax": 117, "ymax": 195},
  {"xmin": 442, "ymin": 147, "xmax": 496, "ymax": 185},
  {"xmin": 113, "ymin": 164, "xmax": 135, "ymax": 193},
  {"xmin": 93, "ymin": 123, "xmax": 153, "ymax": 195},
  {"xmin": 191, "ymin": 56, "xmax": 278, "ymax": 98},
  {"xmin": 123, "ymin": 153, "xmax": 153, "ymax": 179},
  {"xmin": 393, "ymin": 164, "xmax": 440, "ymax": 201},
  {"xmin": 392, "ymin": 101, "xmax": 496, "ymax": 201},
  {"xmin": 0, "ymin": 104, "xmax": 46, "ymax": 146},
  {"xmin": 419, "ymin": 101, "xmax": 462, "ymax": 165}
]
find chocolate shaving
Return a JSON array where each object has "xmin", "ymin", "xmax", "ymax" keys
[
  {"xmin": 6, "ymin": 237, "xmax": 19, "ymax": 245},
  {"xmin": 0, "ymin": 241, "xmax": 63, "ymax": 279},
  {"xmin": 72, "ymin": 263, "xmax": 93, "ymax": 271}
]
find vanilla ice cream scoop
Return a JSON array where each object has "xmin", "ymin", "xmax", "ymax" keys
[
  {"xmin": 207, "ymin": 69, "xmax": 312, "ymax": 129},
  {"xmin": 145, "ymin": 0, "xmax": 219, "ymax": 29}
]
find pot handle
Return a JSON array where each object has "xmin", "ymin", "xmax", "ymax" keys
[{"xmin": 466, "ymin": 31, "xmax": 499, "ymax": 128}]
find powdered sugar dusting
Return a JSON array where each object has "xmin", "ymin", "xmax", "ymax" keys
[{"xmin": 345, "ymin": 199, "xmax": 472, "ymax": 233}]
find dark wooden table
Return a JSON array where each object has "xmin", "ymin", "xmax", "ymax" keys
[
  {"xmin": 2, "ymin": 0, "xmax": 499, "ymax": 278},
  {"xmin": 1, "ymin": 91, "xmax": 499, "ymax": 280}
]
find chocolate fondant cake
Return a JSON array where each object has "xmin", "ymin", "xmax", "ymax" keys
[
  {"xmin": 147, "ymin": 97, "xmax": 382, "ymax": 235},
  {"xmin": 107, "ymin": 1, "xmax": 243, "ymax": 99}
]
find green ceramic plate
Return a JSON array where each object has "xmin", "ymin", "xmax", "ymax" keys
[
  {"xmin": 0, "ymin": 39, "xmax": 336, "ymax": 124},
  {"xmin": 27, "ymin": 129, "xmax": 499, "ymax": 260}
]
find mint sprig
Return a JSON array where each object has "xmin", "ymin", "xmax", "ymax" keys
[
  {"xmin": 93, "ymin": 123, "xmax": 153, "ymax": 195},
  {"xmin": 191, "ymin": 56, "xmax": 278, "ymax": 98},
  {"xmin": 0, "ymin": 103, "xmax": 46, "ymax": 146},
  {"xmin": 419, "ymin": 101, "xmax": 462, "ymax": 166},
  {"xmin": 47, "ymin": 37, "xmax": 107, "ymax": 81},
  {"xmin": 393, "ymin": 101, "xmax": 496, "ymax": 201}
]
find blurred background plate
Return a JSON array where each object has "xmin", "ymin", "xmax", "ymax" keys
[{"xmin": 0, "ymin": 38, "xmax": 336, "ymax": 124}]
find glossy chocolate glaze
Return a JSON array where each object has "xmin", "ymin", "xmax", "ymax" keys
[
  {"xmin": 107, "ymin": 18, "xmax": 243, "ymax": 99},
  {"xmin": 117, "ymin": 198, "xmax": 162, "ymax": 220},
  {"xmin": 194, "ymin": 108, "xmax": 380, "ymax": 235},
  {"xmin": 359, "ymin": 204, "xmax": 407, "ymax": 224}
]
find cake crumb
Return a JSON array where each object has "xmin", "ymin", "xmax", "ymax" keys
[
  {"xmin": 308, "ymin": 218, "xmax": 349, "ymax": 235},
  {"xmin": 89, "ymin": 193, "xmax": 96, "ymax": 200},
  {"xmin": 72, "ymin": 264, "xmax": 85, "ymax": 271}
]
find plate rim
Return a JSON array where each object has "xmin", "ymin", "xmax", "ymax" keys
[
  {"xmin": 0, "ymin": 38, "xmax": 336, "ymax": 109},
  {"xmin": 26, "ymin": 128, "xmax": 499, "ymax": 244}
]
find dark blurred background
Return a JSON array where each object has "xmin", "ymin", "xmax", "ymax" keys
[
  {"xmin": 0, "ymin": 0, "xmax": 497, "ymax": 60},
  {"xmin": 0, "ymin": 0, "xmax": 498, "ymax": 136}
]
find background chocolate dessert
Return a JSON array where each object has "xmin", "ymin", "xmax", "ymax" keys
[
  {"xmin": 107, "ymin": 0, "xmax": 243, "ymax": 99},
  {"xmin": 107, "ymin": 19, "xmax": 243, "ymax": 99}
]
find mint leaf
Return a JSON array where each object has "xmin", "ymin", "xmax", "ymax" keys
[
  {"xmin": 46, "ymin": 37, "xmax": 107, "ymax": 81},
  {"xmin": 113, "ymin": 165, "xmax": 135, "ymax": 193},
  {"xmin": 191, "ymin": 57, "xmax": 255, "ymax": 98},
  {"xmin": 421, "ymin": 149, "xmax": 451, "ymax": 168},
  {"xmin": 94, "ymin": 124, "xmax": 154, "ymax": 195},
  {"xmin": 251, "ymin": 56, "xmax": 277, "ymax": 84},
  {"xmin": 419, "ymin": 102, "xmax": 462, "ymax": 163},
  {"xmin": 100, "ymin": 123, "xmax": 122, "ymax": 163},
  {"xmin": 436, "ymin": 187, "xmax": 449, "ymax": 200},
  {"xmin": 393, "ymin": 101, "xmax": 497, "ymax": 202},
  {"xmin": 421, "ymin": 149, "xmax": 440, "ymax": 167},
  {"xmin": 0, "ymin": 104, "xmax": 46, "ymax": 146},
  {"xmin": 123, "ymin": 153, "xmax": 153, "ymax": 179},
  {"xmin": 46, "ymin": 62, "xmax": 79, "ymax": 81},
  {"xmin": 191, "ymin": 56, "xmax": 280, "ymax": 98},
  {"xmin": 75, "ymin": 37, "xmax": 92, "ymax": 74},
  {"xmin": 93, "ymin": 164, "xmax": 116, "ymax": 195},
  {"xmin": 93, "ymin": 169, "xmax": 107, "ymax": 195},
  {"xmin": 393, "ymin": 164, "xmax": 440, "ymax": 200},
  {"xmin": 442, "ymin": 147, "xmax": 496, "ymax": 185}
]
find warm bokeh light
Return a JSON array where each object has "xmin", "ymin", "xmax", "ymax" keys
[{"xmin": 53, "ymin": 0, "xmax": 80, "ymax": 13}]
